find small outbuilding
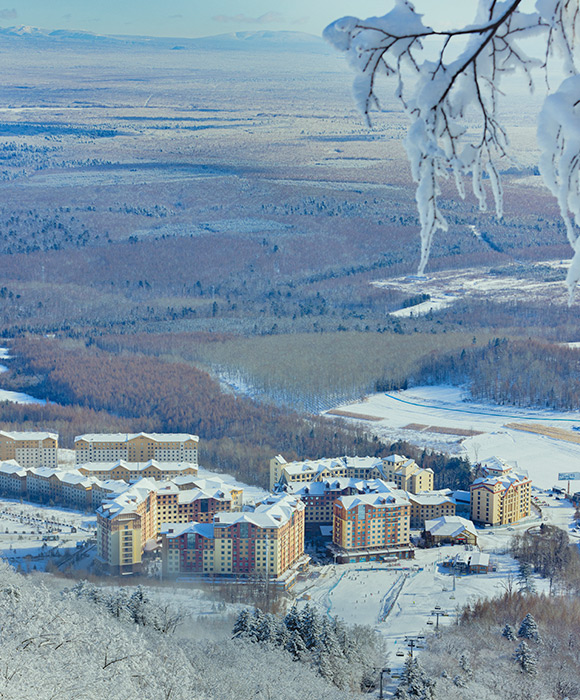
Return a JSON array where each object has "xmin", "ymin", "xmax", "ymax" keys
[{"xmin": 424, "ymin": 515, "xmax": 478, "ymax": 546}]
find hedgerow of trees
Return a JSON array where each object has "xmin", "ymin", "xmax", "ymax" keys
[{"xmin": 413, "ymin": 337, "xmax": 580, "ymax": 410}]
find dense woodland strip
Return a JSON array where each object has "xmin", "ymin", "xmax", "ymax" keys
[
  {"xmin": 0, "ymin": 336, "xmax": 471, "ymax": 489},
  {"xmin": 411, "ymin": 338, "xmax": 580, "ymax": 410}
]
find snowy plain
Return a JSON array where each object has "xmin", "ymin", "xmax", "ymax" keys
[{"xmin": 326, "ymin": 385, "xmax": 580, "ymax": 490}]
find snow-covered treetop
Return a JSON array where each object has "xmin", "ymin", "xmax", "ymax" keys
[{"xmin": 324, "ymin": 0, "xmax": 580, "ymax": 299}]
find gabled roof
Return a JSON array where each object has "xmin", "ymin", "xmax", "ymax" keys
[
  {"xmin": 337, "ymin": 491, "xmax": 410, "ymax": 510},
  {"xmin": 0, "ymin": 430, "xmax": 58, "ymax": 441},
  {"xmin": 424, "ymin": 515, "xmax": 476, "ymax": 538},
  {"xmin": 75, "ymin": 432, "xmax": 199, "ymax": 443}
]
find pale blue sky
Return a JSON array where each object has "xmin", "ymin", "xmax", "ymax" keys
[{"xmin": 2, "ymin": 1, "xmax": 482, "ymax": 38}]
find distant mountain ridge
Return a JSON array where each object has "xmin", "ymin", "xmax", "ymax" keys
[{"xmin": 0, "ymin": 25, "xmax": 330, "ymax": 52}]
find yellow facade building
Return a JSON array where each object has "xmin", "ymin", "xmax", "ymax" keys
[
  {"xmin": 0, "ymin": 430, "xmax": 58, "ymax": 469},
  {"xmin": 270, "ymin": 455, "xmax": 397, "ymax": 491},
  {"xmin": 75, "ymin": 433, "xmax": 199, "ymax": 466},
  {"xmin": 470, "ymin": 458, "xmax": 531, "ymax": 526},
  {"xmin": 97, "ymin": 479, "xmax": 158, "ymax": 575},
  {"xmin": 271, "ymin": 454, "xmax": 433, "ymax": 494},
  {"xmin": 96, "ymin": 476, "xmax": 243, "ymax": 574},
  {"xmin": 381, "ymin": 455, "xmax": 434, "ymax": 494}
]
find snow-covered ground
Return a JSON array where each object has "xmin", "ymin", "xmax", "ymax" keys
[
  {"xmin": 374, "ymin": 261, "xmax": 572, "ymax": 316},
  {"xmin": 326, "ymin": 385, "xmax": 580, "ymax": 490},
  {"xmin": 0, "ymin": 497, "xmax": 96, "ymax": 573},
  {"xmin": 0, "ymin": 346, "xmax": 44, "ymax": 404},
  {"xmin": 296, "ymin": 493, "xmax": 577, "ymax": 678}
]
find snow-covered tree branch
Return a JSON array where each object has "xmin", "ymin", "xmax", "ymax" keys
[{"xmin": 324, "ymin": 0, "xmax": 580, "ymax": 299}]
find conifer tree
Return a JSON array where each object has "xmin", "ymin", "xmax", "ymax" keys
[
  {"xmin": 232, "ymin": 608, "xmax": 253, "ymax": 639},
  {"xmin": 501, "ymin": 623, "xmax": 516, "ymax": 641},
  {"xmin": 513, "ymin": 640, "xmax": 537, "ymax": 674},
  {"xmin": 518, "ymin": 613, "xmax": 541, "ymax": 643}
]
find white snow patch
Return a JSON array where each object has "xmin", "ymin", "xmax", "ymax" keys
[{"xmin": 326, "ymin": 385, "xmax": 580, "ymax": 489}]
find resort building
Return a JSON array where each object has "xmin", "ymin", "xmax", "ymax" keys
[
  {"xmin": 74, "ymin": 433, "xmax": 199, "ymax": 466},
  {"xmin": 95, "ymin": 476, "xmax": 244, "ymax": 574},
  {"xmin": 97, "ymin": 479, "xmax": 158, "ymax": 576},
  {"xmin": 0, "ymin": 430, "xmax": 58, "ymax": 469},
  {"xmin": 270, "ymin": 455, "xmax": 394, "ymax": 491},
  {"xmin": 77, "ymin": 459, "xmax": 197, "ymax": 483},
  {"xmin": 155, "ymin": 480, "xmax": 242, "ymax": 525},
  {"xmin": 470, "ymin": 458, "xmax": 532, "ymax": 525},
  {"xmin": 288, "ymin": 477, "xmax": 395, "ymax": 525},
  {"xmin": 381, "ymin": 455, "xmax": 434, "ymax": 494},
  {"xmin": 332, "ymin": 491, "xmax": 413, "ymax": 562},
  {"xmin": 160, "ymin": 492, "xmax": 307, "ymax": 585},
  {"xmin": 407, "ymin": 490, "xmax": 456, "ymax": 528},
  {"xmin": 271, "ymin": 454, "xmax": 433, "ymax": 495},
  {"xmin": 424, "ymin": 515, "xmax": 478, "ymax": 546},
  {"xmin": 0, "ymin": 460, "xmax": 27, "ymax": 498}
]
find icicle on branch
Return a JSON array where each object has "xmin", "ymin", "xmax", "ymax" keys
[{"xmin": 324, "ymin": 0, "xmax": 580, "ymax": 298}]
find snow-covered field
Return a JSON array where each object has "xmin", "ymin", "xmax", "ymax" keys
[
  {"xmin": 326, "ymin": 385, "xmax": 580, "ymax": 490},
  {"xmin": 375, "ymin": 261, "xmax": 571, "ymax": 316}
]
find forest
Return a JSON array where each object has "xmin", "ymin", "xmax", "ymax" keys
[
  {"xmin": 415, "ymin": 593, "xmax": 580, "ymax": 700},
  {"xmin": 1, "ymin": 336, "xmax": 472, "ymax": 489},
  {"xmin": 0, "ymin": 562, "xmax": 351, "ymax": 700},
  {"xmin": 412, "ymin": 338, "xmax": 580, "ymax": 410}
]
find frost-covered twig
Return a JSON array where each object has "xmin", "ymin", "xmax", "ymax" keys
[{"xmin": 324, "ymin": 0, "xmax": 580, "ymax": 298}]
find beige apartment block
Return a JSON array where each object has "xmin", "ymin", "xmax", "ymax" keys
[
  {"xmin": 0, "ymin": 430, "xmax": 58, "ymax": 469},
  {"xmin": 381, "ymin": 455, "xmax": 434, "ymax": 494},
  {"xmin": 270, "ymin": 455, "xmax": 387, "ymax": 491},
  {"xmin": 407, "ymin": 491, "xmax": 456, "ymax": 527},
  {"xmin": 333, "ymin": 491, "xmax": 411, "ymax": 552},
  {"xmin": 77, "ymin": 459, "xmax": 197, "ymax": 483},
  {"xmin": 75, "ymin": 433, "xmax": 199, "ymax": 466},
  {"xmin": 470, "ymin": 459, "xmax": 531, "ymax": 525}
]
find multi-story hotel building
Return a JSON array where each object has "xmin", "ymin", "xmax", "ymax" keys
[
  {"xmin": 407, "ymin": 490, "xmax": 456, "ymax": 527},
  {"xmin": 95, "ymin": 476, "xmax": 243, "ymax": 574},
  {"xmin": 155, "ymin": 480, "xmax": 243, "ymax": 525},
  {"xmin": 77, "ymin": 459, "xmax": 197, "ymax": 483},
  {"xmin": 288, "ymin": 477, "xmax": 395, "ymax": 525},
  {"xmin": 97, "ymin": 479, "xmax": 158, "ymax": 576},
  {"xmin": 160, "ymin": 493, "xmax": 306, "ymax": 584},
  {"xmin": 75, "ymin": 433, "xmax": 199, "ymax": 466},
  {"xmin": 0, "ymin": 460, "xmax": 131, "ymax": 510},
  {"xmin": 332, "ymin": 491, "xmax": 413, "ymax": 562},
  {"xmin": 0, "ymin": 430, "xmax": 58, "ymax": 468},
  {"xmin": 271, "ymin": 454, "xmax": 433, "ymax": 494},
  {"xmin": 270, "ymin": 455, "xmax": 389, "ymax": 491},
  {"xmin": 0, "ymin": 460, "xmax": 27, "ymax": 498},
  {"xmin": 470, "ymin": 458, "xmax": 532, "ymax": 525},
  {"xmin": 381, "ymin": 455, "xmax": 434, "ymax": 494}
]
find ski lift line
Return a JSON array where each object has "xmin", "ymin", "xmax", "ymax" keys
[{"xmin": 384, "ymin": 393, "xmax": 580, "ymax": 422}]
